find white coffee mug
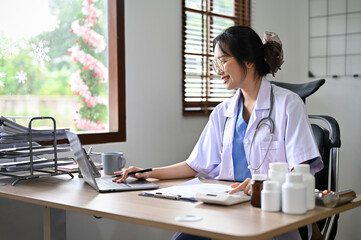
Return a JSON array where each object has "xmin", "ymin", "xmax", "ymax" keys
[{"xmin": 102, "ymin": 152, "xmax": 126, "ymax": 175}]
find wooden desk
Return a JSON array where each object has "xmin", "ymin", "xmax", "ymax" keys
[{"xmin": 0, "ymin": 174, "xmax": 360, "ymax": 240}]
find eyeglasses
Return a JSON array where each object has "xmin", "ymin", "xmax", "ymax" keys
[{"xmin": 211, "ymin": 57, "xmax": 234, "ymax": 73}]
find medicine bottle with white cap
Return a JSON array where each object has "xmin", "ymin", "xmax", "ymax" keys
[
  {"xmin": 294, "ymin": 164, "xmax": 315, "ymax": 210},
  {"xmin": 282, "ymin": 173, "xmax": 307, "ymax": 214},
  {"xmin": 268, "ymin": 162, "xmax": 288, "ymax": 192},
  {"xmin": 251, "ymin": 174, "xmax": 267, "ymax": 208},
  {"xmin": 261, "ymin": 180, "xmax": 281, "ymax": 212}
]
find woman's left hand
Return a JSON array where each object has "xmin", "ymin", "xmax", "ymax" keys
[{"xmin": 228, "ymin": 178, "xmax": 252, "ymax": 195}]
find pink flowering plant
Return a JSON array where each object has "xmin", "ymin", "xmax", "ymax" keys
[{"xmin": 68, "ymin": 0, "xmax": 108, "ymax": 131}]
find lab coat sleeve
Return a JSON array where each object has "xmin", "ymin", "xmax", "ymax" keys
[
  {"xmin": 186, "ymin": 107, "xmax": 224, "ymax": 177},
  {"xmin": 284, "ymin": 94, "xmax": 323, "ymax": 175}
]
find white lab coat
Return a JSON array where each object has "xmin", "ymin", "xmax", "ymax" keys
[
  {"xmin": 186, "ymin": 77, "xmax": 323, "ymax": 180},
  {"xmin": 186, "ymin": 78, "xmax": 323, "ymax": 240}
]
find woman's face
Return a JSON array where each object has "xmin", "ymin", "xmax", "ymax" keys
[{"xmin": 213, "ymin": 44, "xmax": 245, "ymax": 90}]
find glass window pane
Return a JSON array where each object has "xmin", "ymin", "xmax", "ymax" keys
[
  {"xmin": 0, "ymin": 0, "xmax": 109, "ymax": 132},
  {"xmin": 183, "ymin": 0, "xmax": 246, "ymax": 114},
  {"xmin": 185, "ymin": 54, "xmax": 204, "ymax": 76},
  {"xmin": 211, "ymin": 16, "xmax": 235, "ymax": 38},
  {"xmin": 212, "ymin": 0, "xmax": 235, "ymax": 16},
  {"xmin": 185, "ymin": 12, "xmax": 206, "ymax": 54},
  {"xmin": 185, "ymin": 0, "xmax": 204, "ymax": 11}
]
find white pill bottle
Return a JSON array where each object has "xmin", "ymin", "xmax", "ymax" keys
[
  {"xmin": 294, "ymin": 164, "xmax": 315, "ymax": 210},
  {"xmin": 261, "ymin": 180, "xmax": 281, "ymax": 212},
  {"xmin": 282, "ymin": 173, "xmax": 307, "ymax": 214},
  {"xmin": 268, "ymin": 162, "xmax": 288, "ymax": 192}
]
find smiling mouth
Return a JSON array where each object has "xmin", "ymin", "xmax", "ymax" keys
[{"xmin": 222, "ymin": 76, "xmax": 230, "ymax": 84}]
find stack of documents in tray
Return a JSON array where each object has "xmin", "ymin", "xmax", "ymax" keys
[
  {"xmin": 0, "ymin": 116, "xmax": 74, "ymax": 172},
  {"xmin": 0, "ymin": 116, "xmax": 67, "ymax": 143},
  {"xmin": 0, "ymin": 157, "xmax": 75, "ymax": 172}
]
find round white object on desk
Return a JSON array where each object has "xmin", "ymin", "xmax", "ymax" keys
[{"xmin": 175, "ymin": 215, "xmax": 203, "ymax": 222}]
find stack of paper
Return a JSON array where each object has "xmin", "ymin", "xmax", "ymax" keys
[
  {"xmin": 0, "ymin": 116, "xmax": 68, "ymax": 143},
  {"xmin": 0, "ymin": 116, "xmax": 75, "ymax": 172}
]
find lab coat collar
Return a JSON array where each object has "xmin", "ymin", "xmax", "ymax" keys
[
  {"xmin": 246, "ymin": 78, "xmax": 272, "ymax": 136},
  {"xmin": 224, "ymin": 78, "xmax": 271, "ymax": 118},
  {"xmin": 254, "ymin": 78, "xmax": 272, "ymax": 112},
  {"xmin": 224, "ymin": 89, "xmax": 241, "ymax": 118}
]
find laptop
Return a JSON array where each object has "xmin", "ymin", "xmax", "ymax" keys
[{"xmin": 65, "ymin": 131, "xmax": 159, "ymax": 193}]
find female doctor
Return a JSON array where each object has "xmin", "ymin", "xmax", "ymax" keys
[{"xmin": 114, "ymin": 26, "xmax": 323, "ymax": 240}]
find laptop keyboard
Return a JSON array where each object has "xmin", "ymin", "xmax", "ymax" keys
[{"xmin": 96, "ymin": 177, "xmax": 132, "ymax": 189}]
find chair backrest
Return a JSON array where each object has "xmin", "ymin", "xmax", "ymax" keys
[
  {"xmin": 309, "ymin": 115, "xmax": 341, "ymax": 240},
  {"xmin": 272, "ymin": 79, "xmax": 325, "ymax": 103},
  {"xmin": 272, "ymin": 79, "xmax": 341, "ymax": 240},
  {"xmin": 310, "ymin": 115, "xmax": 341, "ymax": 192}
]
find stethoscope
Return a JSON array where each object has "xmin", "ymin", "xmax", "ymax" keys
[{"xmin": 221, "ymin": 85, "xmax": 275, "ymax": 171}]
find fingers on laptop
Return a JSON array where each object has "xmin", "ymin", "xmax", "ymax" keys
[
  {"xmin": 112, "ymin": 171, "xmax": 122, "ymax": 182},
  {"xmin": 113, "ymin": 166, "xmax": 141, "ymax": 183}
]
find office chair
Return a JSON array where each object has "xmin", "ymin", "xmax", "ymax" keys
[
  {"xmin": 272, "ymin": 79, "xmax": 325, "ymax": 103},
  {"xmin": 272, "ymin": 79, "xmax": 341, "ymax": 240}
]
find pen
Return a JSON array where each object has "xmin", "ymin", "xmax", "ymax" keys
[
  {"xmin": 112, "ymin": 168, "xmax": 153, "ymax": 177},
  {"xmin": 154, "ymin": 192, "xmax": 181, "ymax": 200}
]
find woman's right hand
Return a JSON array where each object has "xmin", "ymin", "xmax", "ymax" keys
[
  {"xmin": 228, "ymin": 178, "xmax": 252, "ymax": 195},
  {"xmin": 112, "ymin": 166, "xmax": 150, "ymax": 183}
]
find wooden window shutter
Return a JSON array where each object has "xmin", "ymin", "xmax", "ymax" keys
[{"xmin": 182, "ymin": 0, "xmax": 250, "ymax": 116}]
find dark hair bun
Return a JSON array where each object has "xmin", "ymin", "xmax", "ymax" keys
[{"xmin": 262, "ymin": 31, "xmax": 284, "ymax": 76}]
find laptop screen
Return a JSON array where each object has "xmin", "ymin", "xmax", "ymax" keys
[{"xmin": 65, "ymin": 131, "xmax": 99, "ymax": 191}]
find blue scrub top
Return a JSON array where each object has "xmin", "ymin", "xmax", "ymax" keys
[{"xmin": 232, "ymin": 96, "xmax": 252, "ymax": 182}]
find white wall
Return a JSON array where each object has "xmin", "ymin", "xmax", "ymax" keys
[{"xmin": 252, "ymin": 0, "xmax": 361, "ymax": 239}]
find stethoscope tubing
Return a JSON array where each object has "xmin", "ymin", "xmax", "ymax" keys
[{"xmin": 220, "ymin": 85, "xmax": 275, "ymax": 171}]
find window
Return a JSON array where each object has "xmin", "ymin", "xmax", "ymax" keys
[
  {"xmin": 0, "ymin": 0, "xmax": 125, "ymax": 144},
  {"xmin": 182, "ymin": 0, "xmax": 250, "ymax": 115}
]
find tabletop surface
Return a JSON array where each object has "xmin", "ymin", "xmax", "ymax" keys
[{"xmin": 0, "ymin": 174, "xmax": 360, "ymax": 240}]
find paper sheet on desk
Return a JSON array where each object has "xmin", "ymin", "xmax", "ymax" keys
[{"xmin": 141, "ymin": 178, "xmax": 232, "ymax": 201}]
